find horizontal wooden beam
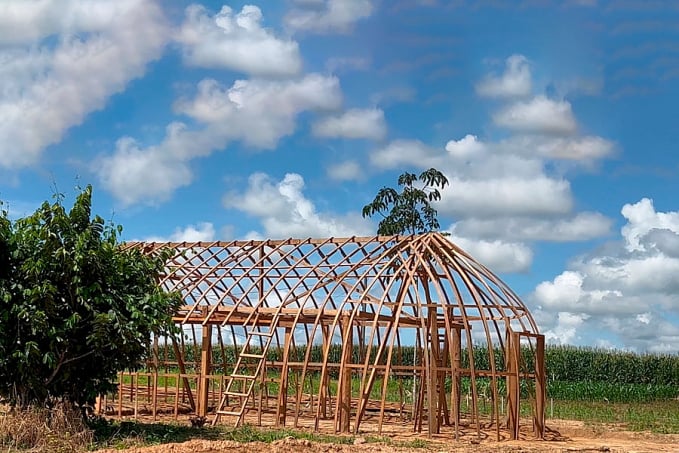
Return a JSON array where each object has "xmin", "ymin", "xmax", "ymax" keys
[{"xmin": 173, "ymin": 305, "xmax": 467, "ymax": 329}]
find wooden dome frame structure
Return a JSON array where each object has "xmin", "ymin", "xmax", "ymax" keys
[{"xmin": 119, "ymin": 232, "xmax": 545, "ymax": 441}]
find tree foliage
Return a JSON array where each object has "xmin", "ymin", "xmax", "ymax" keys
[
  {"xmin": 362, "ymin": 168, "xmax": 449, "ymax": 235},
  {"xmin": 0, "ymin": 186, "xmax": 180, "ymax": 409}
]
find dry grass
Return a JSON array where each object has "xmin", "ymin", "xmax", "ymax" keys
[{"xmin": 0, "ymin": 403, "xmax": 93, "ymax": 452}]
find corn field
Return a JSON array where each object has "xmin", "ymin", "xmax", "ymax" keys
[{"xmin": 162, "ymin": 344, "xmax": 677, "ymax": 380}]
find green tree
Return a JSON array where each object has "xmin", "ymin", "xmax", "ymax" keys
[
  {"xmin": 361, "ymin": 168, "xmax": 449, "ymax": 235},
  {"xmin": 0, "ymin": 186, "xmax": 180, "ymax": 410}
]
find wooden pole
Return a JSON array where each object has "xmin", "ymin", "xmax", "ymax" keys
[
  {"xmin": 198, "ymin": 323, "xmax": 212, "ymax": 417},
  {"xmin": 427, "ymin": 309, "xmax": 439, "ymax": 435},
  {"xmin": 320, "ymin": 324, "xmax": 330, "ymax": 419},
  {"xmin": 117, "ymin": 372, "xmax": 123, "ymax": 418},
  {"xmin": 339, "ymin": 314, "xmax": 353, "ymax": 433},
  {"xmin": 152, "ymin": 371, "xmax": 158, "ymax": 421},
  {"xmin": 438, "ymin": 329, "xmax": 450, "ymax": 427},
  {"xmin": 451, "ymin": 326, "xmax": 461, "ymax": 438},
  {"xmin": 133, "ymin": 373, "xmax": 139, "ymax": 421},
  {"xmin": 534, "ymin": 334, "xmax": 546, "ymax": 439},
  {"xmin": 174, "ymin": 372, "xmax": 180, "ymax": 420},
  {"xmin": 507, "ymin": 331, "xmax": 520, "ymax": 440},
  {"xmin": 276, "ymin": 326, "xmax": 293, "ymax": 426}
]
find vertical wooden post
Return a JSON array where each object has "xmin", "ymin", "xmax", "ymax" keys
[
  {"xmin": 534, "ymin": 334, "xmax": 546, "ymax": 439},
  {"xmin": 117, "ymin": 372, "xmax": 123, "ymax": 418},
  {"xmin": 174, "ymin": 372, "xmax": 180, "ymax": 420},
  {"xmin": 507, "ymin": 331, "xmax": 520, "ymax": 440},
  {"xmin": 451, "ymin": 326, "xmax": 461, "ymax": 435},
  {"xmin": 152, "ymin": 372, "xmax": 158, "ymax": 421},
  {"xmin": 198, "ymin": 323, "xmax": 212, "ymax": 417},
  {"xmin": 504, "ymin": 328, "xmax": 510, "ymax": 428},
  {"xmin": 133, "ymin": 374, "xmax": 139, "ymax": 420},
  {"xmin": 276, "ymin": 326, "xmax": 293, "ymax": 426},
  {"xmin": 152, "ymin": 336, "xmax": 160, "ymax": 370},
  {"xmin": 339, "ymin": 314, "xmax": 353, "ymax": 433},
  {"xmin": 427, "ymin": 309, "xmax": 439, "ymax": 436},
  {"xmin": 438, "ymin": 329, "xmax": 450, "ymax": 426},
  {"xmin": 411, "ymin": 326, "xmax": 421, "ymax": 422},
  {"xmin": 320, "ymin": 324, "xmax": 330, "ymax": 419}
]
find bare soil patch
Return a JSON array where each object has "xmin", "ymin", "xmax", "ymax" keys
[{"xmin": 94, "ymin": 419, "xmax": 679, "ymax": 453}]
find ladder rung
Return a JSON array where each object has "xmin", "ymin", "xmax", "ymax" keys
[
  {"xmin": 240, "ymin": 352, "xmax": 265, "ymax": 359},
  {"xmin": 249, "ymin": 331, "xmax": 274, "ymax": 337},
  {"xmin": 225, "ymin": 391, "xmax": 250, "ymax": 397},
  {"xmin": 231, "ymin": 373, "xmax": 257, "ymax": 380},
  {"xmin": 216, "ymin": 410, "xmax": 241, "ymax": 416}
]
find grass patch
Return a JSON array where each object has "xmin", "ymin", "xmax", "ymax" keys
[
  {"xmin": 222, "ymin": 424, "xmax": 354, "ymax": 444},
  {"xmin": 365, "ymin": 435, "xmax": 430, "ymax": 449},
  {"xmin": 90, "ymin": 420, "xmax": 356, "ymax": 450},
  {"xmin": 90, "ymin": 418, "xmax": 222, "ymax": 449},
  {"xmin": 547, "ymin": 380, "xmax": 679, "ymax": 402},
  {"xmin": 548, "ymin": 400, "xmax": 679, "ymax": 434},
  {"xmin": 398, "ymin": 438, "xmax": 430, "ymax": 448},
  {"xmin": 90, "ymin": 420, "xmax": 431, "ymax": 450}
]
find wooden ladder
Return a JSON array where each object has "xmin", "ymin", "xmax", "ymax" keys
[{"xmin": 212, "ymin": 311, "xmax": 281, "ymax": 427}]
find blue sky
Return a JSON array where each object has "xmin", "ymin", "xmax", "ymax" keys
[{"xmin": 2, "ymin": 0, "xmax": 679, "ymax": 352}]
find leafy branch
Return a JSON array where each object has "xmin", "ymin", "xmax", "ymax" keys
[{"xmin": 362, "ymin": 168, "xmax": 449, "ymax": 235}]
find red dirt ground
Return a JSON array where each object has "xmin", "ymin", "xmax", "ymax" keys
[{"xmin": 94, "ymin": 419, "xmax": 679, "ymax": 453}]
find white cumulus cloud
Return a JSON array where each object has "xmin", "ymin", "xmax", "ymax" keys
[
  {"xmin": 475, "ymin": 54, "xmax": 532, "ymax": 98},
  {"xmin": 493, "ymin": 96, "xmax": 578, "ymax": 135},
  {"xmin": 532, "ymin": 198, "xmax": 679, "ymax": 351},
  {"xmin": 98, "ymin": 74, "xmax": 342, "ymax": 206},
  {"xmin": 369, "ymin": 85, "xmax": 613, "ymax": 275},
  {"xmin": 439, "ymin": 176, "xmax": 574, "ymax": 218},
  {"xmin": 143, "ymin": 222, "xmax": 216, "ymax": 242},
  {"xmin": 543, "ymin": 312, "xmax": 589, "ymax": 345},
  {"xmin": 177, "ymin": 4, "xmax": 301, "ymax": 77},
  {"xmin": 500, "ymin": 135, "xmax": 614, "ymax": 161},
  {"xmin": 313, "ymin": 108, "xmax": 386, "ymax": 140},
  {"xmin": 370, "ymin": 140, "xmax": 441, "ymax": 169},
  {"xmin": 175, "ymin": 74, "xmax": 342, "ymax": 148},
  {"xmin": 448, "ymin": 234, "xmax": 533, "ymax": 273},
  {"xmin": 621, "ymin": 198, "xmax": 679, "ymax": 252},
  {"xmin": 0, "ymin": 0, "xmax": 169, "ymax": 169},
  {"xmin": 327, "ymin": 160, "xmax": 364, "ymax": 181},
  {"xmin": 284, "ymin": 0, "xmax": 374, "ymax": 33},
  {"xmin": 452, "ymin": 212, "xmax": 612, "ymax": 242},
  {"xmin": 445, "ymin": 134, "xmax": 487, "ymax": 159},
  {"xmin": 223, "ymin": 172, "xmax": 373, "ymax": 238}
]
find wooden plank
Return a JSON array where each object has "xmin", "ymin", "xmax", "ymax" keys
[
  {"xmin": 118, "ymin": 372, "xmax": 123, "ymax": 418},
  {"xmin": 152, "ymin": 372, "xmax": 158, "ymax": 421},
  {"xmin": 427, "ymin": 308, "xmax": 439, "ymax": 435},
  {"xmin": 339, "ymin": 314, "xmax": 353, "ymax": 433},
  {"xmin": 133, "ymin": 374, "xmax": 139, "ymax": 421},
  {"xmin": 319, "ymin": 324, "xmax": 330, "ymax": 419},
  {"xmin": 507, "ymin": 331, "xmax": 520, "ymax": 440},
  {"xmin": 174, "ymin": 307, "xmax": 437, "ymax": 329},
  {"xmin": 174, "ymin": 372, "xmax": 180, "ymax": 420},
  {"xmin": 276, "ymin": 326, "xmax": 293, "ymax": 426},
  {"xmin": 534, "ymin": 334, "xmax": 546, "ymax": 439},
  {"xmin": 198, "ymin": 324, "xmax": 212, "ymax": 417}
]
